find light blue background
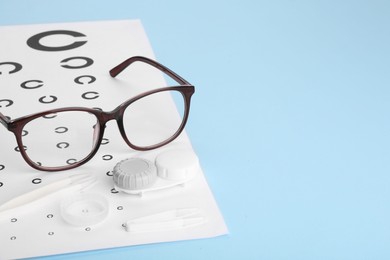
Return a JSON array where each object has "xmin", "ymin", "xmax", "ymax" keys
[{"xmin": 1, "ymin": 1, "xmax": 390, "ymax": 259}]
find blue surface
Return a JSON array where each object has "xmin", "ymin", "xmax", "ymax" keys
[{"xmin": 1, "ymin": 0, "xmax": 390, "ymax": 259}]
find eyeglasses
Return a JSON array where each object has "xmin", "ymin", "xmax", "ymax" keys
[{"xmin": 0, "ymin": 56, "xmax": 195, "ymax": 172}]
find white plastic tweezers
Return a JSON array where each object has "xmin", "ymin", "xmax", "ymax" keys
[
  {"xmin": 124, "ymin": 208, "xmax": 205, "ymax": 233},
  {"xmin": 0, "ymin": 173, "xmax": 97, "ymax": 218}
]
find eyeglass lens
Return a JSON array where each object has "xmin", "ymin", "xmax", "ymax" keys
[
  {"xmin": 21, "ymin": 111, "xmax": 99, "ymax": 168},
  {"xmin": 122, "ymin": 90, "xmax": 185, "ymax": 147}
]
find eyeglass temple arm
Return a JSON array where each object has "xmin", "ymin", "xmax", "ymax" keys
[
  {"xmin": 109, "ymin": 56, "xmax": 190, "ymax": 85},
  {"xmin": 0, "ymin": 112, "xmax": 10, "ymax": 129}
]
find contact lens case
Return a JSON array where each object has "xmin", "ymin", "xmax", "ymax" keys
[{"xmin": 112, "ymin": 148, "xmax": 199, "ymax": 196}]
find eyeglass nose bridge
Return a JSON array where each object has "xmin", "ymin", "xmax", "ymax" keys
[
  {"xmin": 98, "ymin": 109, "xmax": 119, "ymax": 123},
  {"xmin": 95, "ymin": 107, "xmax": 133, "ymax": 149}
]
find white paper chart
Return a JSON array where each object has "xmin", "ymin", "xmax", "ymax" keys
[{"xmin": 0, "ymin": 20, "xmax": 227, "ymax": 259}]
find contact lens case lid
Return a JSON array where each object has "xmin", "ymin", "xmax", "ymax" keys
[
  {"xmin": 113, "ymin": 158, "xmax": 157, "ymax": 191},
  {"xmin": 60, "ymin": 193, "xmax": 109, "ymax": 227},
  {"xmin": 155, "ymin": 148, "xmax": 200, "ymax": 181}
]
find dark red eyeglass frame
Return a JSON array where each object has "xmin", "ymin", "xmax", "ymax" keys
[{"xmin": 0, "ymin": 56, "xmax": 195, "ymax": 172}]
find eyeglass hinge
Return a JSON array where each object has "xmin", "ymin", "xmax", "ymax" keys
[{"xmin": 0, "ymin": 114, "xmax": 10, "ymax": 128}]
